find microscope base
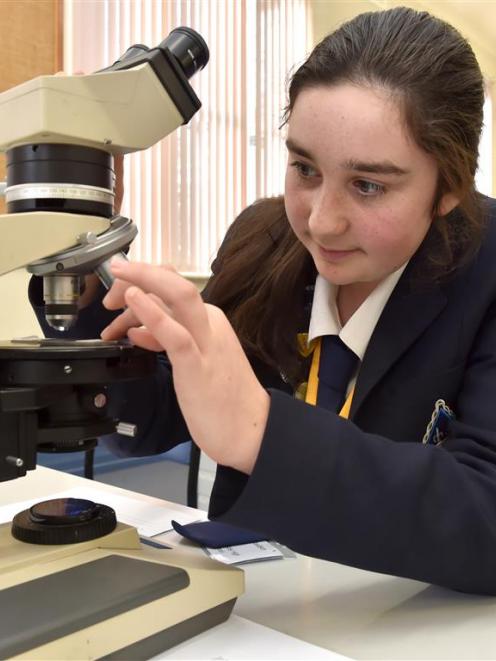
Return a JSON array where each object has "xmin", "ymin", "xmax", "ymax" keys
[{"xmin": 0, "ymin": 521, "xmax": 244, "ymax": 659}]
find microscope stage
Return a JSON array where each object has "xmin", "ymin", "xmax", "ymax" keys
[{"xmin": 0, "ymin": 337, "xmax": 136, "ymax": 356}]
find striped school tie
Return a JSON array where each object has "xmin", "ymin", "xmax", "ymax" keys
[{"xmin": 317, "ymin": 335, "xmax": 359, "ymax": 412}]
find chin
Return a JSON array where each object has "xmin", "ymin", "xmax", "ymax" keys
[
  {"xmin": 315, "ymin": 264, "xmax": 356, "ymax": 286},
  {"xmin": 311, "ymin": 250, "xmax": 361, "ymax": 281}
]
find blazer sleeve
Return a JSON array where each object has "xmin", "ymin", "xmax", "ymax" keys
[{"xmin": 217, "ymin": 299, "xmax": 496, "ymax": 595}]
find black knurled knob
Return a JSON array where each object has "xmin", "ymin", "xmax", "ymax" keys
[{"xmin": 11, "ymin": 498, "xmax": 117, "ymax": 545}]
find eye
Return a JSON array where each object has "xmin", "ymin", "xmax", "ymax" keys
[
  {"xmin": 353, "ymin": 179, "xmax": 385, "ymax": 196},
  {"xmin": 290, "ymin": 161, "xmax": 319, "ymax": 179}
]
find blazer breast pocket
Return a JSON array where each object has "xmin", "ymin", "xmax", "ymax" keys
[{"xmin": 362, "ymin": 362, "xmax": 466, "ymax": 443}]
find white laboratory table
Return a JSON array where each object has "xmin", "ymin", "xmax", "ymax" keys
[{"xmin": 2, "ymin": 466, "xmax": 496, "ymax": 660}]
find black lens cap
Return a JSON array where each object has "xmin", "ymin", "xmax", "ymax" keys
[{"xmin": 29, "ymin": 498, "xmax": 98, "ymax": 525}]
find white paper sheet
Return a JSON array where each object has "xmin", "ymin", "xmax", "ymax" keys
[
  {"xmin": 205, "ymin": 541, "xmax": 284, "ymax": 565},
  {"xmin": 155, "ymin": 614, "xmax": 350, "ymax": 660},
  {"xmin": 0, "ymin": 486, "xmax": 201, "ymax": 537}
]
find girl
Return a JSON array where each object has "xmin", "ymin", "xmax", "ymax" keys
[{"xmin": 32, "ymin": 7, "xmax": 496, "ymax": 594}]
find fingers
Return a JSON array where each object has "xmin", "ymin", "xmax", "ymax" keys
[
  {"xmin": 125, "ymin": 286, "xmax": 201, "ymax": 362},
  {"xmin": 102, "ymin": 276, "xmax": 130, "ymax": 310},
  {"xmin": 101, "ymin": 307, "xmax": 139, "ymax": 340},
  {"xmin": 102, "ymin": 263, "xmax": 175, "ymax": 311},
  {"xmin": 110, "ymin": 260, "xmax": 211, "ymax": 352},
  {"xmin": 101, "ymin": 291, "xmax": 170, "ymax": 341},
  {"xmin": 126, "ymin": 327, "xmax": 164, "ymax": 352}
]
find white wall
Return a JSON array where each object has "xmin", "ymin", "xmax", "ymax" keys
[{"xmin": 0, "ymin": 269, "xmax": 41, "ymax": 339}]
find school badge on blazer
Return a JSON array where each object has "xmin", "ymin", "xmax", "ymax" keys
[{"xmin": 422, "ymin": 399, "xmax": 455, "ymax": 446}]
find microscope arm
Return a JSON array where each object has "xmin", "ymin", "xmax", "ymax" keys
[{"xmin": 0, "ymin": 212, "xmax": 109, "ymax": 276}]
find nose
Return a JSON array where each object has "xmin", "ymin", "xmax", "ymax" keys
[{"xmin": 308, "ymin": 185, "xmax": 349, "ymax": 239}]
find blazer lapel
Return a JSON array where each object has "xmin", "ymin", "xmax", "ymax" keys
[{"xmin": 350, "ymin": 275, "xmax": 447, "ymax": 417}]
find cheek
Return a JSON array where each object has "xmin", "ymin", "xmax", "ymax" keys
[
  {"xmin": 284, "ymin": 182, "xmax": 308, "ymax": 236},
  {"xmin": 359, "ymin": 207, "xmax": 432, "ymax": 257}
]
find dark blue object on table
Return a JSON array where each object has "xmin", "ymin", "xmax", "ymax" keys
[{"xmin": 172, "ymin": 519, "xmax": 267, "ymax": 548}]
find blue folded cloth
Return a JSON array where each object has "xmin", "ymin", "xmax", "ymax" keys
[{"xmin": 171, "ymin": 519, "xmax": 267, "ymax": 548}]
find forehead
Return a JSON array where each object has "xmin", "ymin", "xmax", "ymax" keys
[{"xmin": 287, "ymin": 84, "xmax": 422, "ymax": 166}]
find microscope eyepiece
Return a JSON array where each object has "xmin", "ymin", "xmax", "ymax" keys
[{"xmin": 160, "ymin": 27, "xmax": 209, "ymax": 79}]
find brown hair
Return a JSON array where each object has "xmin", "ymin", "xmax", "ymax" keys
[{"xmin": 206, "ymin": 7, "xmax": 486, "ymax": 385}]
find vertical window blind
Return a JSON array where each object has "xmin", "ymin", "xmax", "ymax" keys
[{"xmin": 64, "ymin": 0, "xmax": 310, "ymax": 275}]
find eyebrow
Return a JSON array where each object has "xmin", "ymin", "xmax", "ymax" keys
[
  {"xmin": 342, "ymin": 158, "xmax": 409, "ymax": 176},
  {"xmin": 285, "ymin": 138, "xmax": 314, "ymax": 161},
  {"xmin": 285, "ymin": 139, "xmax": 410, "ymax": 177}
]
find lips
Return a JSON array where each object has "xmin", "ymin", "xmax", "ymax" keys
[{"xmin": 318, "ymin": 246, "xmax": 358, "ymax": 262}]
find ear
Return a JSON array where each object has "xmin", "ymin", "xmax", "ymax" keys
[{"xmin": 437, "ymin": 191, "xmax": 460, "ymax": 217}]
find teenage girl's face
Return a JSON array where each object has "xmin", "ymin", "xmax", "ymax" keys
[{"xmin": 284, "ymin": 84, "xmax": 454, "ymax": 289}]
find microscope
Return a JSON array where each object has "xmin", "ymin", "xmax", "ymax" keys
[
  {"xmin": 0, "ymin": 26, "xmax": 213, "ymax": 483},
  {"xmin": 0, "ymin": 28, "xmax": 244, "ymax": 659}
]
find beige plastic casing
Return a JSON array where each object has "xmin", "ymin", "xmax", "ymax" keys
[
  {"xmin": 0, "ymin": 521, "xmax": 244, "ymax": 660},
  {"xmin": 0, "ymin": 64, "xmax": 184, "ymax": 154},
  {"xmin": 0, "ymin": 63, "xmax": 186, "ymax": 277},
  {"xmin": 0, "ymin": 212, "xmax": 110, "ymax": 276}
]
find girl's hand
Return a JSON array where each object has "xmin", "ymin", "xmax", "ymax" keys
[
  {"xmin": 103, "ymin": 259, "xmax": 270, "ymax": 474},
  {"xmin": 101, "ymin": 270, "xmax": 169, "ymax": 351}
]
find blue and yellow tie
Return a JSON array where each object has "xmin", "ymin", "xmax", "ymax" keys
[{"xmin": 297, "ymin": 334, "xmax": 359, "ymax": 419}]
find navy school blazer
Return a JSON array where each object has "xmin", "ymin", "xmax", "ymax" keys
[{"xmin": 30, "ymin": 196, "xmax": 496, "ymax": 594}]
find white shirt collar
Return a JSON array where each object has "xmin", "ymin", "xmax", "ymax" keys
[{"xmin": 308, "ymin": 264, "xmax": 407, "ymax": 361}]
